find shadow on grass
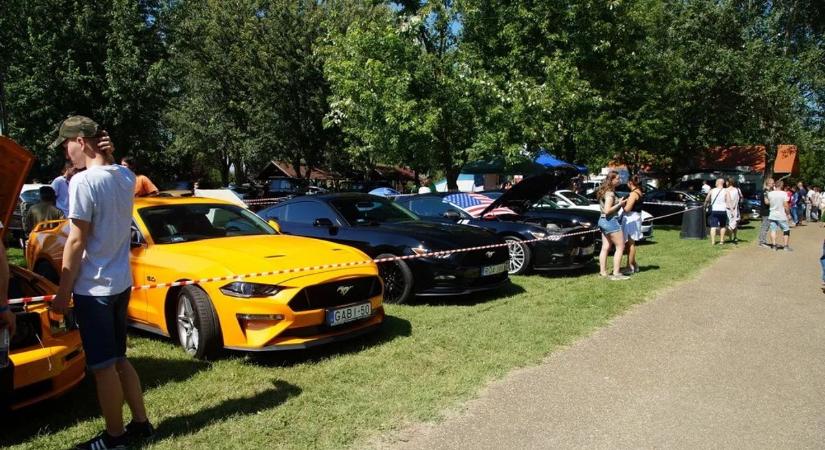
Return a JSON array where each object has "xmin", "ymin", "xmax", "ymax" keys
[
  {"xmin": 0, "ymin": 356, "xmax": 211, "ymax": 447},
  {"xmin": 414, "ymin": 281, "xmax": 526, "ymax": 307},
  {"xmin": 246, "ymin": 314, "xmax": 412, "ymax": 368},
  {"xmin": 135, "ymin": 380, "xmax": 301, "ymax": 447}
]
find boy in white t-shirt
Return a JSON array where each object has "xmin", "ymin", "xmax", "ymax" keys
[
  {"xmin": 767, "ymin": 180, "xmax": 792, "ymax": 251},
  {"xmin": 49, "ymin": 116, "xmax": 153, "ymax": 449}
]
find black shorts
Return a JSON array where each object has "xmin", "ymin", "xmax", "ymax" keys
[{"xmin": 709, "ymin": 211, "xmax": 728, "ymax": 228}]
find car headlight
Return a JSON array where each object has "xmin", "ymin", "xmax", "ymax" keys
[
  {"xmin": 412, "ymin": 246, "xmax": 452, "ymax": 259},
  {"xmin": 219, "ymin": 282, "xmax": 282, "ymax": 298},
  {"xmin": 545, "ymin": 223, "xmax": 561, "ymax": 231},
  {"xmin": 528, "ymin": 230, "xmax": 548, "ymax": 239},
  {"xmin": 578, "ymin": 221, "xmax": 592, "ymax": 228}
]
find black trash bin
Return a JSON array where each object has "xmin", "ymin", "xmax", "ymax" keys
[{"xmin": 680, "ymin": 200, "xmax": 707, "ymax": 239}]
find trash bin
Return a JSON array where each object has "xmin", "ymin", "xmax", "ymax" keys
[{"xmin": 680, "ymin": 201, "xmax": 707, "ymax": 239}]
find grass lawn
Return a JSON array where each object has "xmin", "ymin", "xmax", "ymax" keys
[{"xmin": 3, "ymin": 225, "xmax": 756, "ymax": 449}]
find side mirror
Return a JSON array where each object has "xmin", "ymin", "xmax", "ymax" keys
[
  {"xmin": 268, "ymin": 219, "xmax": 281, "ymax": 233},
  {"xmin": 442, "ymin": 210, "xmax": 460, "ymax": 221},
  {"xmin": 130, "ymin": 226, "xmax": 145, "ymax": 248},
  {"xmin": 314, "ymin": 218, "xmax": 334, "ymax": 228}
]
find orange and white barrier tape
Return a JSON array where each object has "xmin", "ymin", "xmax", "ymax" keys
[{"xmin": 7, "ymin": 206, "xmax": 706, "ymax": 306}]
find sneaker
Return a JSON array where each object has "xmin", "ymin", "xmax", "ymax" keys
[
  {"xmin": 758, "ymin": 243, "xmax": 772, "ymax": 249},
  {"xmin": 125, "ymin": 419, "xmax": 155, "ymax": 441},
  {"xmin": 75, "ymin": 431, "xmax": 128, "ymax": 450},
  {"xmin": 783, "ymin": 246, "xmax": 793, "ymax": 252},
  {"xmin": 610, "ymin": 274, "xmax": 630, "ymax": 281}
]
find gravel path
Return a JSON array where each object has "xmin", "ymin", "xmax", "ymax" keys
[{"xmin": 383, "ymin": 225, "xmax": 825, "ymax": 450}]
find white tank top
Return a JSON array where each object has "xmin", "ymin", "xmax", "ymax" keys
[
  {"xmin": 710, "ymin": 188, "xmax": 727, "ymax": 212},
  {"xmin": 727, "ymin": 188, "xmax": 740, "ymax": 208}
]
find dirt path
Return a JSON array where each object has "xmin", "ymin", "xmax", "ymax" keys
[{"xmin": 383, "ymin": 225, "xmax": 825, "ymax": 449}]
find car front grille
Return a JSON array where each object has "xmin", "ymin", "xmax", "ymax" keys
[
  {"xmin": 10, "ymin": 312, "xmax": 42, "ymax": 351},
  {"xmin": 289, "ymin": 276, "xmax": 382, "ymax": 312},
  {"xmin": 458, "ymin": 247, "xmax": 509, "ymax": 266}
]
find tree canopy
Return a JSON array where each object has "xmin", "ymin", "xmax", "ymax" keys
[{"xmin": 1, "ymin": 0, "xmax": 822, "ymax": 187}]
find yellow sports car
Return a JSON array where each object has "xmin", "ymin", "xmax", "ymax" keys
[
  {"xmin": 27, "ymin": 197, "xmax": 384, "ymax": 358},
  {"xmin": 1, "ymin": 136, "xmax": 86, "ymax": 410}
]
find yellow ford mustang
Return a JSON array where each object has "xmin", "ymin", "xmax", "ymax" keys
[
  {"xmin": 27, "ymin": 197, "xmax": 384, "ymax": 359},
  {"xmin": 2, "ymin": 136, "xmax": 86, "ymax": 410}
]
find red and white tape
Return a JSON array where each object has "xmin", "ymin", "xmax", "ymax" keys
[{"xmin": 7, "ymin": 206, "xmax": 705, "ymax": 306}]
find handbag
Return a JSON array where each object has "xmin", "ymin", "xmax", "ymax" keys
[{"xmin": 705, "ymin": 189, "xmax": 721, "ymax": 215}]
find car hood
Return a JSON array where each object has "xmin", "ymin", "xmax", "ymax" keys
[
  {"xmin": 479, "ymin": 167, "xmax": 578, "ymax": 217},
  {"xmin": 155, "ymin": 234, "xmax": 373, "ymax": 280},
  {"xmin": 366, "ymin": 220, "xmax": 500, "ymax": 248},
  {"xmin": 0, "ymin": 137, "xmax": 34, "ymax": 239}
]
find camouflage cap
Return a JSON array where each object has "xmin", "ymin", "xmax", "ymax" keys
[{"xmin": 49, "ymin": 115, "xmax": 102, "ymax": 149}]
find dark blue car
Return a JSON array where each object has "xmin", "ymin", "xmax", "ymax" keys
[{"xmin": 257, "ymin": 193, "xmax": 510, "ymax": 304}]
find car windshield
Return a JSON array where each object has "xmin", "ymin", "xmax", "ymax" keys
[
  {"xmin": 532, "ymin": 196, "xmax": 562, "ymax": 210},
  {"xmin": 138, "ymin": 203, "xmax": 275, "ymax": 244},
  {"xmin": 562, "ymin": 192, "xmax": 591, "ymax": 206},
  {"xmin": 329, "ymin": 197, "xmax": 419, "ymax": 225}
]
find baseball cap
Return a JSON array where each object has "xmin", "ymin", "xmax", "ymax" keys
[{"xmin": 49, "ymin": 115, "xmax": 102, "ymax": 149}]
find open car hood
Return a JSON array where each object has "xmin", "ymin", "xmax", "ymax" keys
[
  {"xmin": 478, "ymin": 166, "xmax": 578, "ymax": 217},
  {"xmin": 0, "ymin": 137, "xmax": 34, "ymax": 240}
]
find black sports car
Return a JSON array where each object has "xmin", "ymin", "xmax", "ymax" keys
[
  {"xmin": 257, "ymin": 193, "xmax": 510, "ymax": 304},
  {"xmin": 396, "ymin": 192, "xmax": 595, "ymax": 275}
]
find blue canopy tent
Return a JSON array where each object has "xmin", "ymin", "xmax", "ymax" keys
[{"xmin": 534, "ymin": 152, "xmax": 587, "ymax": 174}]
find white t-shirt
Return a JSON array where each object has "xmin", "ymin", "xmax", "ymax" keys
[
  {"xmin": 68, "ymin": 165, "xmax": 136, "ymax": 296},
  {"xmin": 768, "ymin": 190, "xmax": 789, "ymax": 221},
  {"xmin": 709, "ymin": 187, "xmax": 727, "ymax": 212}
]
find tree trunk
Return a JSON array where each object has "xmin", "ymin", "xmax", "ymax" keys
[{"xmin": 446, "ymin": 166, "xmax": 460, "ymax": 191}]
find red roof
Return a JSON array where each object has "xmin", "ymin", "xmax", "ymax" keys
[
  {"xmin": 698, "ymin": 146, "xmax": 766, "ymax": 172},
  {"xmin": 773, "ymin": 145, "xmax": 799, "ymax": 175}
]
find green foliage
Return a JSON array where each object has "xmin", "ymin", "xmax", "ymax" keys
[
  {"xmin": 0, "ymin": 0, "xmax": 822, "ymax": 185},
  {"xmin": 0, "ymin": 0, "xmax": 169, "ymax": 179}
]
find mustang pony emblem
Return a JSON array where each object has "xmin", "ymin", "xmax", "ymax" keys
[
  {"xmin": 337, "ymin": 285, "xmax": 354, "ymax": 296},
  {"xmin": 485, "ymin": 251, "xmax": 495, "ymax": 258}
]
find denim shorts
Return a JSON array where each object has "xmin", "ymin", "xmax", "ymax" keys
[
  {"xmin": 769, "ymin": 220, "xmax": 790, "ymax": 233},
  {"xmin": 598, "ymin": 216, "xmax": 622, "ymax": 235},
  {"xmin": 73, "ymin": 287, "xmax": 131, "ymax": 370}
]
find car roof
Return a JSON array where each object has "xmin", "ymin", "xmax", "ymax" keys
[{"xmin": 134, "ymin": 196, "xmax": 236, "ymax": 209}]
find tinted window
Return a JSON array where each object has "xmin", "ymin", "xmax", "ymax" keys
[
  {"xmin": 139, "ymin": 204, "xmax": 274, "ymax": 244},
  {"xmin": 406, "ymin": 197, "xmax": 458, "ymax": 217},
  {"xmin": 329, "ymin": 197, "xmax": 418, "ymax": 225},
  {"xmin": 532, "ymin": 196, "xmax": 561, "ymax": 210},
  {"xmin": 283, "ymin": 201, "xmax": 334, "ymax": 224},
  {"xmin": 261, "ymin": 205, "xmax": 286, "ymax": 222},
  {"xmin": 664, "ymin": 192, "xmax": 686, "ymax": 202},
  {"xmin": 564, "ymin": 192, "xmax": 592, "ymax": 206}
]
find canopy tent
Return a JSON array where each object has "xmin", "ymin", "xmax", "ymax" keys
[{"xmin": 534, "ymin": 152, "xmax": 587, "ymax": 174}]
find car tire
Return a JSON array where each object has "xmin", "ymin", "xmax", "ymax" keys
[
  {"xmin": 503, "ymin": 236, "xmax": 532, "ymax": 275},
  {"xmin": 34, "ymin": 260, "xmax": 60, "ymax": 284},
  {"xmin": 175, "ymin": 286, "xmax": 222, "ymax": 359},
  {"xmin": 375, "ymin": 253, "xmax": 413, "ymax": 305}
]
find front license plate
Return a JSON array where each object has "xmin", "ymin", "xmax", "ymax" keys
[
  {"xmin": 579, "ymin": 245, "xmax": 595, "ymax": 256},
  {"xmin": 326, "ymin": 303, "xmax": 371, "ymax": 326},
  {"xmin": 481, "ymin": 262, "xmax": 509, "ymax": 276}
]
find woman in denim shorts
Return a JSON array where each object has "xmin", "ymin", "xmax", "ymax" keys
[{"xmin": 597, "ymin": 171, "xmax": 628, "ymax": 280}]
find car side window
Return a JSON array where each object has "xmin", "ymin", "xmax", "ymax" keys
[
  {"xmin": 408, "ymin": 198, "xmax": 451, "ymax": 217},
  {"xmin": 663, "ymin": 192, "xmax": 683, "ymax": 202},
  {"xmin": 284, "ymin": 201, "xmax": 335, "ymax": 225},
  {"xmin": 262, "ymin": 205, "xmax": 286, "ymax": 222}
]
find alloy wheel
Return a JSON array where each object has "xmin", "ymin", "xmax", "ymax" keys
[{"xmin": 177, "ymin": 295, "xmax": 199, "ymax": 355}]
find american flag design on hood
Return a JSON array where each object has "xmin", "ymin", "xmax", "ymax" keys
[{"xmin": 443, "ymin": 193, "xmax": 517, "ymax": 218}]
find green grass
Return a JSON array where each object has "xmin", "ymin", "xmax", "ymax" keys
[
  {"xmin": 7, "ymin": 247, "xmax": 25, "ymax": 267},
  {"xmin": 3, "ymin": 226, "xmax": 756, "ymax": 449}
]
